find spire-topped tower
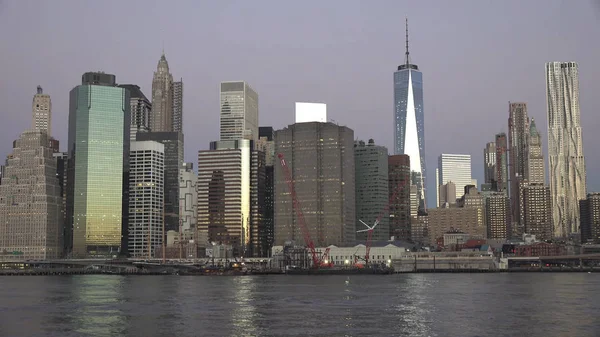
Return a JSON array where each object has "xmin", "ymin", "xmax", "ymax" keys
[
  {"xmin": 398, "ymin": 18, "xmax": 418, "ymax": 71},
  {"xmin": 151, "ymin": 52, "xmax": 174, "ymax": 132},
  {"xmin": 405, "ymin": 17, "xmax": 410, "ymax": 66},
  {"xmin": 393, "ymin": 18, "xmax": 426, "ymax": 210}
]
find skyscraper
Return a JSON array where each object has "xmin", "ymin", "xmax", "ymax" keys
[
  {"xmin": 527, "ymin": 119, "xmax": 545, "ymax": 183},
  {"xmin": 508, "ymin": 102, "xmax": 529, "ymax": 234},
  {"xmin": 274, "ymin": 122, "xmax": 355, "ymax": 247},
  {"xmin": 67, "ymin": 72, "xmax": 130, "ymax": 257},
  {"xmin": 495, "ymin": 133, "xmax": 509, "ymax": 194},
  {"xmin": 118, "ymin": 84, "xmax": 152, "ymax": 140},
  {"xmin": 508, "ymin": 102, "xmax": 529, "ymax": 183},
  {"xmin": 483, "ymin": 142, "xmax": 496, "ymax": 185},
  {"xmin": 128, "ymin": 141, "xmax": 164, "ymax": 258},
  {"xmin": 172, "ymin": 80, "xmax": 183, "ymax": 133},
  {"xmin": 520, "ymin": 183, "xmax": 552, "ymax": 240},
  {"xmin": 32, "ymin": 86, "xmax": 52, "ymax": 136},
  {"xmin": 393, "ymin": 19, "xmax": 425, "ymax": 209},
  {"xmin": 136, "ymin": 131, "xmax": 183, "ymax": 233},
  {"xmin": 220, "ymin": 81, "xmax": 259, "ymax": 143},
  {"xmin": 437, "ymin": 154, "xmax": 472, "ymax": 204},
  {"xmin": 197, "ymin": 139, "xmax": 264, "ymax": 256},
  {"xmin": 354, "ymin": 140, "xmax": 389, "ymax": 242},
  {"xmin": 150, "ymin": 53, "xmax": 174, "ymax": 132},
  {"xmin": 0, "ymin": 130, "xmax": 63, "ymax": 260},
  {"xmin": 179, "ymin": 162, "xmax": 197, "ymax": 233},
  {"xmin": 388, "ymin": 155, "xmax": 411, "ymax": 241},
  {"xmin": 546, "ymin": 61, "xmax": 587, "ymax": 237},
  {"xmin": 486, "ymin": 193, "xmax": 510, "ymax": 240},
  {"xmin": 258, "ymin": 127, "xmax": 275, "ymax": 254}
]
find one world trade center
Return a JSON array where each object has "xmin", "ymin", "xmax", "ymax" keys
[{"xmin": 394, "ymin": 18, "xmax": 426, "ymax": 210}]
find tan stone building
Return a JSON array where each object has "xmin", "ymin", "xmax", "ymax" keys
[{"xmin": 0, "ymin": 130, "xmax": 63, "ymax": 260}]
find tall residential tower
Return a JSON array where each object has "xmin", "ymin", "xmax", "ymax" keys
[
  {"xmin": 393, "ymin": 19, "xmax": 426, "ymax": 210},
  {"xmin": 546, "ymin": 62, "xmax": 587, "ymax": 237}
]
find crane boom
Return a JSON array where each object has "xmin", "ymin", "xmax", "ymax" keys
[{"xmin": 277, "ymin": 153, "xmax": 320, "ymax": 268}]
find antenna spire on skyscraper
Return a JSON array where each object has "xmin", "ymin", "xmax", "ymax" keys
[{"xmin": 405, "ymin": 17, "xmax": 410, "ymax": 65}]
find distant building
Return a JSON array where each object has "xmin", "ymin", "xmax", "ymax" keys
[
  {"xmin": 486, "ymin": 193, "xmax": 510, "ymax": 240},
  {"xmin": 411, "ymin": 211, "xmax": 429, "ymax": 244},
  {"xmin": 257, "ymin": 127, "xmax": 275, "ymax": 166},
  {"xmin": 258, "ymin": 127, "xmax": 275, "ymax": 254},
  {"xmin": 274, "ymin": 122, "xmax": 355, "ymax": 247},
  {"xmin": 137, "ymin": 131, "xmax": 183, "ymax": 233},
  {"xmin": 197, "ymin": 140, "xmax": 265, "ymax": 256},
  {"xmin": 580, "ymin": 193, "xmax": 600, "ymax": 243},
  {"xmin": 427, "ymin": 185, "xmax": 487, "ymax": 244},
  {"xmin": 128, "ymin": 141, "xmax": 164, "ymax": 258},
  {"xmin": 437, "ymin": 154, "xmax": 472, "ymax": 207},
  {"xmin": 546, "ymin": 62, "xmax": 587, "ymax": 237},
  {"xmin": 172, "ymin": 80, "xmax": 183, "ymax": 133},
  {"xmin": 483, "ymin": 142, "xmax": 496, "ymax": 185},
  {"xmin": 150, "ymin": 53, "xmax": 174, "ymax": 132},
  {"xmin": 67, "ymin": 72, "xmax": 130, "ymax": 257},
  {"xmin": 495, "ymin": 133, "xmax": 509, "ymax": 194},
  {"xmin": 427, "ymin": 208, "xmax": 483, "ymax": 246},
  {"xmin": 179, "ymin": 162, "xmax": 197, "ymax": 233},
  {"xmin": 0, "ymin": 130, "xmax": 63, "ymax": 260},
  {"xmin": 388, "ymin": 155, "xmax": 411, "ymax": 241},
  {"xmin": 32, "ymin": 85, "xmax": 52, "ymax": 136},
  {"xmin": 118, "ymin": 84, "xmax": 152, "ymax": 140},
  {"xmin": 354, "ymin": 139, "xmax": 389, "ymax": 242},
  {"xmin": 220, "ymin": 81, "xmax": 259, "ymax": 143},
  {"xmin": 508, "ymin": 102, "xmax": 529, "ymax": 216},
  {"xmin": 438, "ymin": 181, "xmax": 457, "ymax": 208},
  {"xmin": 53, "ymin": 152, "xmax": 69, "ymax": 255},
  {"xmin": 520, "ymin": 183, "xmax": 552, "ymax": 241}
]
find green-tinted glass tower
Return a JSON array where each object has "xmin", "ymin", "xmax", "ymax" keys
[{"xmin": 67, "ymin": 72, "xmax": 130, "ymax": 257}]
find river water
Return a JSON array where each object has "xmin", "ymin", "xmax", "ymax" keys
[{"xmin": 0, "ymin": 273, "xmax": 598, "ymax": 337}]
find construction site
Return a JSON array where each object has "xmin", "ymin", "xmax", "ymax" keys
[{"xmin": 271, "ymin": 153, "xmax": 405, "ymax": 275}]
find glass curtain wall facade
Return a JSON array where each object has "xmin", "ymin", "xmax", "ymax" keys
[
  {"xmin": 68, "ymin": 79, "xmax": 130, "ymax": 257},
  {"xmin": 354, "ymin": 140, "xmax": 389, "ymax": 242},
  {"xmin": 220, "ymin": 81, "xmax": 259, "ymax": 143},
  {"xmin": 394, "ymin": 63, "xmax": 425, "ymax": 210}
]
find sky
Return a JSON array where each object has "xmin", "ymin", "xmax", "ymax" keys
[{"xmin": 0, "ymin": 0, "xmax": 599, "ymax": 207}]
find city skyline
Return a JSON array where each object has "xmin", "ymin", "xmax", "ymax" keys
[{"xmin": 1, "ymin": 1, "xmax": 599, "ymax": 208}]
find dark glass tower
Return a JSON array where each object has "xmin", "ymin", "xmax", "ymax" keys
[{"xmin": 393, "ymin": 18, "xmax": 426, "ymax": 209}]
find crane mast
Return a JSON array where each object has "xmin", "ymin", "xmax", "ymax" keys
[{"xmin": 277, "ymin": 153, "xmax": 320, "ymax": 268}]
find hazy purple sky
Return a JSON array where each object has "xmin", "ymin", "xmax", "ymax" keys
[{"xmin": 1, "ymin": 0, "xmax": 599, "ymax": 207}]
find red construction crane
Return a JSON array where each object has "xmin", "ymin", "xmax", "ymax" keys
[
  {"xmin": 277, "ymin": 153, "xmax": 320, "ymax": 268},
  {"xmin": 357, "ymin": 178, "xmax": 409, "ymax": 266}
]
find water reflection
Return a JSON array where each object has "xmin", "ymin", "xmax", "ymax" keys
[
  {"xmin": 70, "ymin": 275, "xmax": 127, "ymax": 336},
  {"xmin": 230, "ymin": 277, "xmax": 259, "ymax": 336},
  {"xmin": 0, "ymin": 274, "xmax": 599, "ymax": 336},
  {"xmin": 391, "ymin": 274, "xmax": 435, "ymax": 337}
]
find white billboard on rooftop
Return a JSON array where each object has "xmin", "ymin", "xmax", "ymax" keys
[{"xmin": 295, "ymin": 102, "xmax": 327, "ymax": 123}]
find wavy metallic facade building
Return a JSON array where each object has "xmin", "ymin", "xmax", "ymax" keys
[{"xmin": 545, "ymin": 62, "xmax": 587, "ymax": 237}]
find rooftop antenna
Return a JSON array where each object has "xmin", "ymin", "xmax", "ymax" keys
[{"xmin": 405, "ymin": 17, "xmax": 410, "ymax": 66}]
